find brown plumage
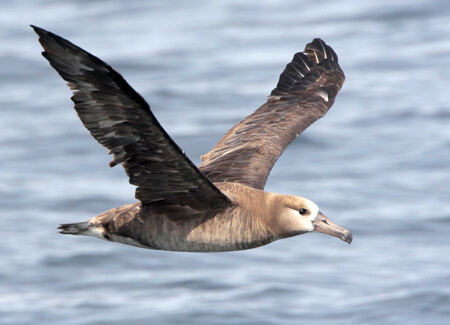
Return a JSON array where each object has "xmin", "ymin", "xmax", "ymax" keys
[{"xmin": 32, "ymin": 26, "xmax": 352, "ymax": 252}]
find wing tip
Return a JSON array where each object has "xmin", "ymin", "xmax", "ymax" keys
[
  {"xmin": 31, "ymin": 25, "xmax": 67, "ymax": 61},
  {"xmin": 304, "ymin": 38, "xmax": 338, "ymax": 64},
  {"xmin": 30, "ymin": 24, "xmax": 43, "ymax": 34},
  {"xmin": 31, "ymin": 25, "xmax": 53, "ymax": 44},
  {"xmin": 270, "ymin": 38, "xmax": 344, "ymax": 98}
]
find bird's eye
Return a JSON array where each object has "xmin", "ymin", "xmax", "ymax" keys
[{"xmin": 299, "ymin": 208, "xmax": 308, "ymax": 215}]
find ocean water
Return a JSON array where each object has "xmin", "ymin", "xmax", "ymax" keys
[{"xmin": 1, "ymin": 0, "xmax": 449, "ymax": 324}]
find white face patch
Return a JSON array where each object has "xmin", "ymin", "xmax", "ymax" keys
[
  {"xmin": 284, "ymin": 198, "xmax": 320, "ymax": 233},
  {"xmin": 271, "ymin": 195, "xmax": 322, "ymax": 236},
  {"xmin": 306, "ymin": 201, "xmax": 320, "ymax": 223}
]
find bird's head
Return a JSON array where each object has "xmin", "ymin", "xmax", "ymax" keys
[{"xmin": 269, "ymin": 194, "xmax": 352, "ymax": 244}]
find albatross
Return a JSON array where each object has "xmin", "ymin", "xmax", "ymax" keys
[{"xmin": 32, "ymin": 26, "xmax": 352, "ymax": 252}]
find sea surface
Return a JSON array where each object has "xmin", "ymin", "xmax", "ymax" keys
[{"xmin": 1, "ymin": 0, "xmax": 449, "ymax": 324}]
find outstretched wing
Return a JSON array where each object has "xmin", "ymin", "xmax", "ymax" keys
[
  {"xmin": 198, "ymin": 39, "xmax": 345, "ymax": 190},
  {"xmin": 32, "ymin": 26, "xmax": 232, "ymax": 218}
]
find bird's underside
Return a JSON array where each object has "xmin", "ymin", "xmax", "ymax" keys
[
  {"xmin": 33, "ymin": 26, "xmax": 351, "ymax": 252},
  {"xmin": 60, "ymin": 183, "xmax": 283, "ymax": 252}
]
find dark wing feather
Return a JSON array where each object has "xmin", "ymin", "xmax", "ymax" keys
[
  {"xmin": 198, "ymin": 39, "xmax": 345, "ymax": 190},
  {"xmin": 32, "ymin": 26, "xmax": 232, "ymax": 219}
]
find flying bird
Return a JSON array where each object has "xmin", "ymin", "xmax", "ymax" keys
[{"xmin": 32, "ymin": 26, "xmax": 352, "ymax": 252}]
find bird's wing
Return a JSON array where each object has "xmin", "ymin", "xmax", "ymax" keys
[
  {"xmin": 198, "ymin": 39, "xmax": 345, "ymax": 190},
  {"xmin": 33, "ymin": 26, "xmax": 232, "ymax": 221}
]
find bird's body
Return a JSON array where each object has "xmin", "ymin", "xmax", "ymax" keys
[
  {"xmin": 62, "ymin": 183, "xmax": 326, "ymax": 252},
  {"xmin": 33, "ymin": 26, "xmax": 352, "ymax": 252}
]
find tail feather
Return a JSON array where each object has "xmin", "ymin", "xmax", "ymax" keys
[{"xmin": 58, "ymin": 222, "xmax": 91, "ymax": 235}]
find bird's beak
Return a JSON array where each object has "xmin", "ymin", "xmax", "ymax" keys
[{"xmin": 313, "ymin": 212, "xmax": 352, "ymax": 244}]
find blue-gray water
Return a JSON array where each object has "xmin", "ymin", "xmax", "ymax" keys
[{"xmin": 1, "ymin": 0, "xmax": 449, "ymax": 324}]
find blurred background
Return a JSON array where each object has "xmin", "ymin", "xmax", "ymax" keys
[{"xmin": 1, "ymin": 0, "xmax": 449, "ymax": 324}]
